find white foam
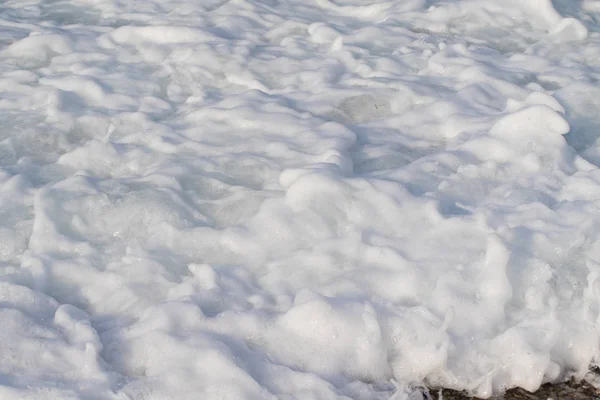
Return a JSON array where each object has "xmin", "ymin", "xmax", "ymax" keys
[{"xmin": 2, "ymin": 0, "xmax": 600, "ymax": 398}]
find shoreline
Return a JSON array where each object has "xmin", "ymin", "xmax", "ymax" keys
[{"xmin": 431, "ymin": 377, "xmax": 600, "ymax": 400}]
